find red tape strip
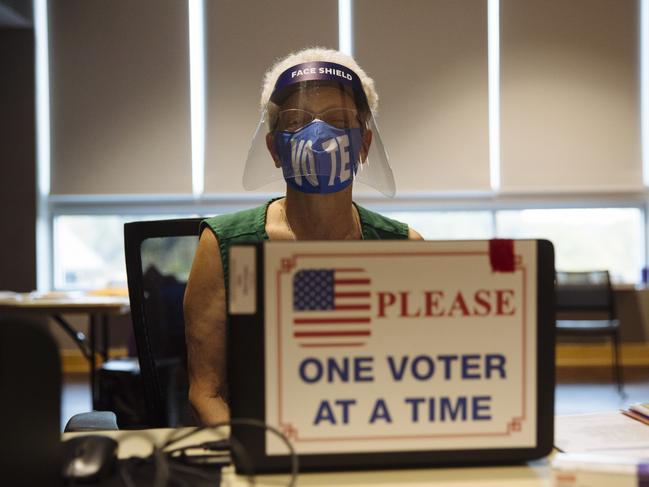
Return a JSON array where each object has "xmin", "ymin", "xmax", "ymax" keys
[{"xmin": 489, "ymin": 239, "xmax": 515, "ymax": 272}]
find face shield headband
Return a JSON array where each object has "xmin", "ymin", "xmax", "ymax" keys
[
  {"xmin": 270, "ymin": 61, "xmax": 370, "ymax": 109},
  {"xmin": 242, "ymin": 61, "xmax": 396, "ymax": 197}
]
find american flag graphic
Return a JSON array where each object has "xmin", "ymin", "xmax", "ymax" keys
[{"xmin": 292, "ymin": 268, "xmax": 372, "ymax": 348}]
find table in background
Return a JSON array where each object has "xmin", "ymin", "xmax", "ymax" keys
[
  {"xmin": 0, "ymin": 291, "xmax": 130, "ymax": 406},
  {"xmin": 62, "ymin": 428, "xmax": 553, "ymax": 487}
]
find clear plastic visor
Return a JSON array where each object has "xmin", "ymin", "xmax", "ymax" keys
[{"xmin": 242, "ymin": 82, "xmax": 396, "ymax": 197}]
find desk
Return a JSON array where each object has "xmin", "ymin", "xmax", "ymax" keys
[
  {"xmin": 63, "ymin": 428, "xmax": 553, "ymax": 487},
  {"xmin": 0, "ymin": 292, "xmax": 130, "ymax": 406}
]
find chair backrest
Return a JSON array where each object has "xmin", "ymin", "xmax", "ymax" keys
[
  {"xmin": 555, "ymin": 270, "xmax": 616, "ymax": 319},
  {"xmin": 124, "ymin": 217, "xmax": 203, "ymax": 427}
]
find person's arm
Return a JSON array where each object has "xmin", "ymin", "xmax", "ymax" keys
[
  {"xmin": 183, "ymin": 229, "xmax": 230, "ymax": 424},
  {"xmin": 408, "ymin": 227, "xmax": 424, "ymax": 240}
]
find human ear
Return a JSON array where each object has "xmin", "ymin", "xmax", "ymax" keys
[
  {"xmin": 266, "ymin": 132, "xmax": 281, "ymax": 168},
  {"xmin": 360, "ymin": 128, "xmax": 373, "ymax": 164}
]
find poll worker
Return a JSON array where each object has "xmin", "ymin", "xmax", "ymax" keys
[{"xmin": 184, "ymin": 47, "xmax": 423, "ymax": 424}]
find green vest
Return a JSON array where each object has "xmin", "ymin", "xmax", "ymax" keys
[{"xmin": 200, "ymin": 198, "xmax": 409, "ymax": 293}]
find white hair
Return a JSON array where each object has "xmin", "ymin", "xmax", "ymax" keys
[{"xmin": 260, "ymin": 47, "xmax": 379, "ymax": 114}]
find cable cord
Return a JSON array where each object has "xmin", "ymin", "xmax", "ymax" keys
[
  {"xmin": 75, "ymin": 418, "xmax": 299, "ymax": 486},
  {"xmin": 162, "ymin": 417, "xmax": 299, "ymax": 487},
  {"xmin": 114, "ymin": 430, "xmax": 169, "ymax": 487}
]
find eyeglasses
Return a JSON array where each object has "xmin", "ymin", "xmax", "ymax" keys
[{"xmin": 276, "ymin": 108, "xmax": 362, "ymax": 132}]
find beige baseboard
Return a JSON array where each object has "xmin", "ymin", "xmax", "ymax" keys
[
  {"xmin": 556, "ymin": 343, "xmax": 649, "ymax": 367},
  {"xmin": 61, "ymin": 347, "xmax": 130, "ymax": 373}
]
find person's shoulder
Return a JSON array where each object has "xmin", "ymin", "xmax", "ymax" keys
[
  {"xmin": 408, "ymin": 227, "xmax": 424, "ymax": 240},
  {"xmin": 201, "ymin": 202, "xmax": 268, "ymax": 241},
  {"xmin": 355, "ymin": 203, "xmax": 409, "ymax": 239}
]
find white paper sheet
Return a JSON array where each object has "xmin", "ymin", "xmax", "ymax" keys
[{"xmin": 555, "ymin": 411, "xmax": 649, "ymax": 454}]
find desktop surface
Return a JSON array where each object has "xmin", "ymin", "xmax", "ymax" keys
[{"xmin": 62, "ymin": 428, "xmax": 553, "ymax": 486}]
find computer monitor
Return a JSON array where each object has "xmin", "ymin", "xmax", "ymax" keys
[{"xmin": 227, "ymin": 239, "xmax": 555, "ymax": 473}]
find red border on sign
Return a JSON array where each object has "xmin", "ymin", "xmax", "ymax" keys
[{"xmin": 273, "ymin": 251, "xmax": 529, "ymax": 442}]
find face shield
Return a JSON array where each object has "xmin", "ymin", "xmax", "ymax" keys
[{"xmin": 242, "ymin": 61, "xmax": 396, "ymax": 197}]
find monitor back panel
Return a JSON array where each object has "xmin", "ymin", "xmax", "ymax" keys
[{"xmin": 227, "ymin": 239, "xmax": 555, "ymax": 472}]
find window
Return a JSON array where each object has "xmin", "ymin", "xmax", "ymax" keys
[
  {"xmin": 52, "ymin": 206, "xmax": 646, "ymax": 289},
  {"xmin": 382, "ymin": 211, "xmax": 494, "ymax": 240},
  {"xmin": 496, "ymin": 208, "xmax": 645, "ymax": 284},
  {"xmin": 53, "ymin": 214, "xmax": 198, "ymax": 290},
  {"xmin": 40, "ymin": 2, "xmax": 649, "ymax": 291}
]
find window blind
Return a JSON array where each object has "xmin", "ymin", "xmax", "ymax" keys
[
  {"xmin": 500, "ymin": 0, "xmax": 642, "ymax": 193},
  {"xmin": 49, "ymin": 0, "xmax": 192, "ymax": 194},
  {"xmin": 353, "ymin": 0, "xmax": 491, "ymax": 195},
  {"xmin": 203, "ymin": 0, "xmax": 339, "ymax": 194}
]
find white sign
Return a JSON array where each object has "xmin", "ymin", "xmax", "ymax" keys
[{"xmin": 264, "ymin": 240, "xmax": 537, "ymax": 455}]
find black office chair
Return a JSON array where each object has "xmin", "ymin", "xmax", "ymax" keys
[
  {"xmin": 555, "ymin": 270, "xmax": 623, "ymax": 393},
  {"xmin": 124, "ymin": 217, "xmax": 203, "ymax": 427}
]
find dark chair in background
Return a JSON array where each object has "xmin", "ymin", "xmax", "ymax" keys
[
  {"xmin": 123, "ymin": 217, "xmax": 203, "ymax": 427},
  {"xmin": 555, "ymin": 270, "xmax": 623, "ymax": 393}
]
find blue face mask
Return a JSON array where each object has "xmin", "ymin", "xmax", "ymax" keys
[{"xmin": 274, "ymin": 121, "xmax": 363, "ymax": 194}]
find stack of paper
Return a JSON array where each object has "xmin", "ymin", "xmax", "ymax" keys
[
  {"xmin": 553, "ymin": 410, "xmax": 649, "ymax": 486},
  {"xmin": 622, "ymin": 403, "xmax": 649, "ymax": 426},
  {"xmin": 553, "ymin": 453, "xmax": 649, "ymax": 487}
]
